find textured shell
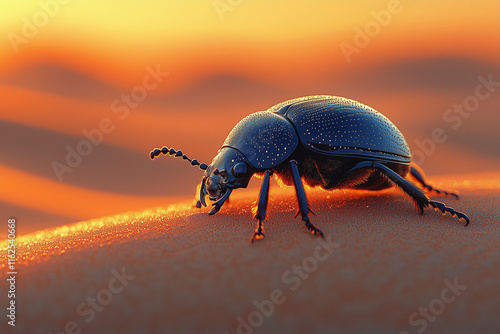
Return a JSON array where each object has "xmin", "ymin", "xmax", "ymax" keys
[
  {"xmin": 270, "ymin": 95, "xmax": 411, "ymax": 163},
  {"xmin": 222, "ymin": 111, "xmax": 298, "ymax": 169}
]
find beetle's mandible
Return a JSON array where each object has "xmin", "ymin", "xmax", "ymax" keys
[{"xmin": 150, "ymin": 95, "xmax": 469, "ymax": 242}]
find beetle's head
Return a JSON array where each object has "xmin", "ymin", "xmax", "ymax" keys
[
  {"xmin": 149, "ymin": 145, "xmax": 252, "ymax": 215},
  {"xmin": 200, "ymin": 147, "xmax": 253, "ymax": 214}
]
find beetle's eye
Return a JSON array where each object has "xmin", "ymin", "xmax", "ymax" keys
[{"xmin": 231, "ymin": 162, "xmax": 247, "ymax": 178}]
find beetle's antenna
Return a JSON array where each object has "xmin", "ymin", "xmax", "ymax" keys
[{"xmin": 149, "ymin": 146, "xmax": 208, "ymax": 170}]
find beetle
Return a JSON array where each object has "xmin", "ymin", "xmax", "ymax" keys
[{"xmin": 150, "ymin": 95, "xmax": 469, "ymax": 242}]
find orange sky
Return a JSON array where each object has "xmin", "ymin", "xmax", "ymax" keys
[{"xmin": 1, "ymin": 0, "xmax": 499, "ymax": 88}]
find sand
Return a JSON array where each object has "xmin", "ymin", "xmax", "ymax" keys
[{"xmin": 1, "ymin": 172, "xmax": 499, "ymax": 334}]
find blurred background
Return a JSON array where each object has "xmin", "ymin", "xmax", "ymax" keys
[{"xmin": 1, "ymin": 0, "xmax": 499, "ymax": 236}]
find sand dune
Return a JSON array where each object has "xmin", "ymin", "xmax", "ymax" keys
[{"xmin": 1, "ymin": 172, "xmax": 499, "ymax": 334}]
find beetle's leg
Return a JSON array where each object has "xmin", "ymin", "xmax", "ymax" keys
[
  {"xmin": 251, "ymin": 170, "xmax": 272, "ymax": 243},
  {"xmin": 369, "ymin": 161, "xmax": 470, "ymax": 226},
  {"xmin": 290, "ymin": 160, "xmax": 324, "ymax": 238},
  {"xmin": 410, "ymin": 164, "xmax": 459, "ymax": 199}
]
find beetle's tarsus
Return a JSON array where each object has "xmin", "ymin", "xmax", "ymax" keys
[
  {"xmin": 305, "ymin": 218, "xmax": 324, "ymax": 237},
  {"xmin": 428, "ymin": 200, "xmax": 470, "ymax": 226},
  {"xmin": 250, "ymin": 170, "xmax": 272, "ymax": 243},
  {"xmin": 423, "ymin": 184, "xmax": 459, "ymax": 199},
  {"xmin": 410, "ymin": 166, "xmax": 459, "ymax": 199},
  {"xmin": 425, "ymin": 185, "xmax": 459, "ymax": 199},
  {"xmin": 250, "ymin": 221, "xmax": 265, "ymax": 243}
]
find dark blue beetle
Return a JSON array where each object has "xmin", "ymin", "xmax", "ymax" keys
[{"xmin": 150, "ymin": 95, "xmax": 469, "ymax": 242}]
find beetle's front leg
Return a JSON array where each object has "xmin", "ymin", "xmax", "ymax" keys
[
  {"xmin": 290, "ymin": 160, "xmax": 324, "ymax": 238},
  {"xmin": 251, "ymin": 170, "xmax": 272, "ymax": 243}
]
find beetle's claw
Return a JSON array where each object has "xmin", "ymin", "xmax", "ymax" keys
[
  {"xmin": 458, "ymin": 213, "xmax": 470, "ymax": 226},
  {"xmin": 305, "ymin": 219, "xmax": 324, "ymax": 238},
  {"xmin": 250, "ymin": 222, "xmax": 265, "ymax": 244},
  {"xmin": 250, "ymin": 231, "xmax": 265, "ymax": 244}
]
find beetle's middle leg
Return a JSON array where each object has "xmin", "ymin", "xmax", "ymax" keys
[
  {"xmin": 251, "ymin": 170, "xmax": 272, "ymax": 243},
  {"xmin": 290, "ymin": 160, "xmax": 324, "ymax": 238}
]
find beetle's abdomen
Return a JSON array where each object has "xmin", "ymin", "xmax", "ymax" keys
[
  {"xmin": 222, "ymin": 111, "xmax": 298, "ymax": 169},
  {"xmin": 271, "ymin": 95, "xmax": 411, "ymax": 164}
]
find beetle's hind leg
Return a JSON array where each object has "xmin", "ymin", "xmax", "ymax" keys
[
  {"xmin": 251, "ymin": 170, "xmax": 272, "ymax": 243},
  {"xmin": 290, "ymin": 160, "xmax": 324, "ymax": 238},
  {"xmin": 410, "ymin": 163, "xmax": 459, "ymax": 199},
  {"xmin": 367, "ymin": 162, "xmax": 470, "ymax": 226}
]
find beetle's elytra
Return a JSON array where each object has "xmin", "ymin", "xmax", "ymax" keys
[{"xmin": 150, "ymin": 95, "xmax": 469, "ymax": 242}]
